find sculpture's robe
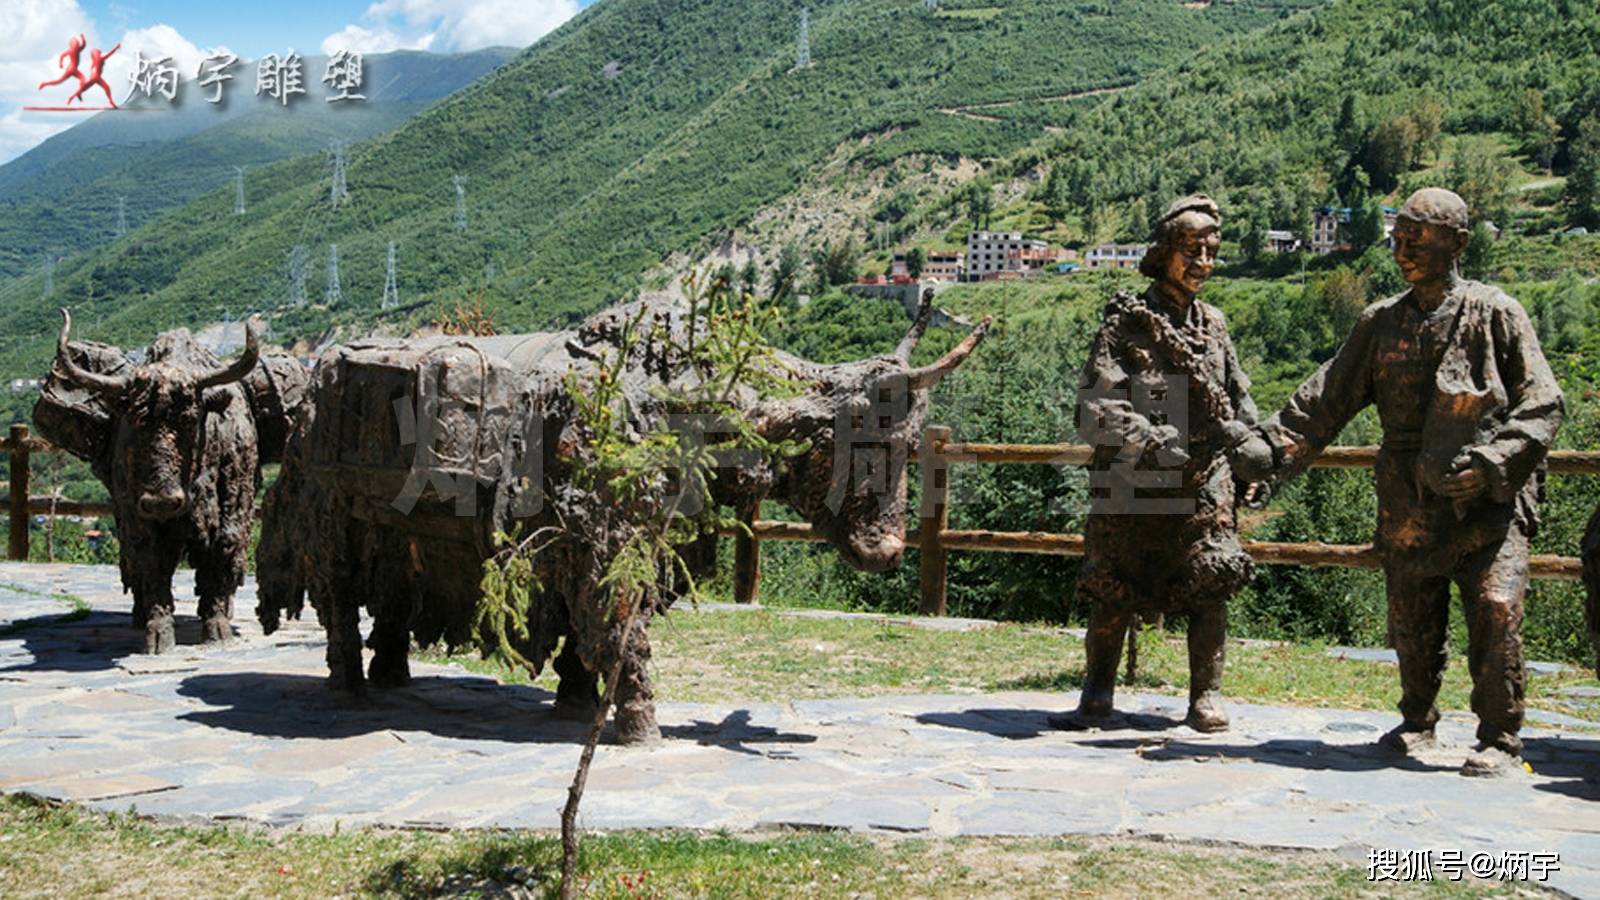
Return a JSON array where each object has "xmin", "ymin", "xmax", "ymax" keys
[{"xmin": 1074, "ymin": 287, "xmax": 1257, "ymax": 612}]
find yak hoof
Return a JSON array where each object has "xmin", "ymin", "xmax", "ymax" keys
[
  {"xmin": 201, "ymin": 617, "xmax": 233, "ymax": 645},
  {"xmin": 1378, "ymin": 724, "xmax": 1437, "ymax": 756},
  {"xmin": 1185, "ymin": 693, "xmax": 1230, "ymax": 733},
  {"xmin": 144, "ymin": 615, "xmax": 176, "ymax": 655},
  {"xmin": 1461, "ymin": 744, "xmax": 1522, "ymax": 778},
  {"xmin": 367, "ymin": 657, "xmax": 412, "ymax": 689},
  {"xmin": 551, "ymin": 697, "xmax": 601, "ymax": 722},
  {"xmin": 612, "ymin": 707, "xmax": 662, "ymax": 747},
  {"xmin": 1075, "ymin": 687, "xmax": 1114, "ymax": 719},
  {"xmin": 326, "ymin": 666, "xmax": 364, "ymax": 694}
]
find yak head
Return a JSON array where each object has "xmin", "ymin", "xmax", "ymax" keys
[
  {"xmin": 52, "ymin": 309, "xmax": 260, "ymax": 522},
  {"xmin": 763, "ymin": 300, "xmax": 989, "ymax": 572}
]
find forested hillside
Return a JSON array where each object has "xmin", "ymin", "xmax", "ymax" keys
[
  {"xmin": 755, "ymin": 0, "xmax": 1600, "ymax": 664},
  {"xmin": 0, "ymin": 49, "xmax": 515, "ymax": 281},
  {"xmin": 0, "ymin": 0, "xmax": 1316, "ymax": 383}
]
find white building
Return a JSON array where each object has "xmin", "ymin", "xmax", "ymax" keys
[
  {"xmin": 923, "ymin": 251, "xmax": 964, "ymax": 282},
  {"xmin": 1312, "ymin": 206, "xmax": 1350, "ymax": 254},
  {"xmin": 965, "ymin": 231, "xmax": 1048, "ymax": 278},
  {"xmin": 1265, "ymin": 229, "xmax": 1300, "ymax": 254},
  {"xmin": 1084, "ymin": 244, "xmax": 1147, "ymax": 270}
]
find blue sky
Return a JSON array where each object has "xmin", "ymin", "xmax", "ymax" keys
[{"xmin": 0, "ymin": 0, "xmax": 599, "ymax": 162}]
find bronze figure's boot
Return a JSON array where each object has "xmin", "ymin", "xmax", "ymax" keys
[
  {"xmin": 1185, "ymin": 602, "xmax": 1229, "ymax": 733},
  {"xmin": 1076, "ymin": 605, "xmax": 1129, "ymax": 719}
]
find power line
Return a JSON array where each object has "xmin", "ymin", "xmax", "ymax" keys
[
  {"xmin": 325, "ymin": 243, "xmax": 342, "ymax": 306},
  {"xmin": 381, "ymin": 240, "xmax": 400, "ymax": 310}
]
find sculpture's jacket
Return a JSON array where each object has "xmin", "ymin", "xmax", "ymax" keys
[{"xmin": 1258, "ymin": 280, "xmax": 1563, "ymax": 575}]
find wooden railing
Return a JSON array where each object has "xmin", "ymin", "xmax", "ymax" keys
[
  {"xmin": 5, "ymin": 422, "xmax": 1596, "ymax": 597},
  {"xmin": 727, "ymin": 425, "xmax": 1598, "ymax": 614},
  {"xmin": 1, "ymin": 424, "xmax": 114, "ymax": 560}
]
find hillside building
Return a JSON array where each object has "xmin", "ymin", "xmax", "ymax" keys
[
  {"xmin": 966, "ymin": 231, "xmax": 1048, "ymax": 278},
  {"xmin": 1084, "ymin": 243, "xmax": 1147, "ymax": 270},
  {"xmin": 1312, "ymin": 206, "xmax": 1350, "ymax": 254},
  {"xmin": 923, "ymin": 250, "xmax": 964, "ymax": 282},
  {"xmin": 1312, "ymin": 205, "xmax": 1401, "ymax": 253},
  {"xmin": 1265, "ymin": 229, "xmax": 1301, "ymax": 254},
  {"xmin": 1011, "ymin": 246, "xmax": 1074, "ymax": 274},
  {"xmin": 889, "ymin": 249, "xmax": 965, "ymax": 283}
]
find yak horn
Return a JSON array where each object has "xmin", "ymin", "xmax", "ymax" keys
[
  {"xmin": 196, "ymin": 316, "xmax": 262, "ymax": 389},
  {"xmin": 905, "ymin": 316, "xmax": 992, "ymax": 390},
  {"xmin": 894, "ymin": 288, "xmax": 938, "ymax": 363},
  {"xmin": 55, "ymin": 308, "xmax": 128, "ymax": 395}
]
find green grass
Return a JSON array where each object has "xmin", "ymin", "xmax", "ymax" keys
[
  {"xmin": 420, "ymin": 608, "xmax": 1600, "ymax": 727},
  {"xmin": 0, "ymin": 793, "xmax": 1519, "ymax": 898},
  {"xmin": 0, "ymin": 581, "xmax": 89, "ymax": 636}
]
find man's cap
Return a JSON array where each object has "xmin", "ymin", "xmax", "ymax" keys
[
  {"xmin": 1397, "ymin": 188, "xmax": 1469, "ymax": 231},
  {"xmin": 1158, "ymin": 193, "xmax": 1221, "ymax": 228}
]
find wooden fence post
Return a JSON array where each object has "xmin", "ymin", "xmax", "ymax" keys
[
  {"xmin": 919, "ymin": 425, "xmax": 952, "ymax": 616},
  {"xmin": 8, "ymin": 424, "xmax": 30, "ymax": 562},
  {"xmin": 734, "ymin": 501, "xmax": 761, "ymax": 604}
]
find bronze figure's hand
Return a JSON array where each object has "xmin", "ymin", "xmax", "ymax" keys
[
  {"xmin": 1222, "ymin": 420, "xmax": 1274, "ymax": 482},
  {"xmin": 1242, "ymin": 481, "xmax": 1272, "ymax": 510},
  {"xmin": 1150, "ymin": 423, "xmax": 1189, "ymax": 467},
  {"xmin": 1439, "ymin": 455, "xmax": 1487, "ymax": 500}
]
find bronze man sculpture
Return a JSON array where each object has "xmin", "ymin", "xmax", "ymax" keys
[
  {"xmin": 1231, "ymin": 188, "xmax": 1564, "ymax": 776},
  {"xmin": 1060, "ymin": 195, "xmax": 1266, "ymax": 733}
]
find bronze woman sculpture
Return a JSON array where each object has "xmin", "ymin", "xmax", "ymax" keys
[{"xmin": 1059, "ymin": 195, "xmax": 1266, "ymax": 733}]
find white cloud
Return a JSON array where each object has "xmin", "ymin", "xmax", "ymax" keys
[
  {"xmin": 0, "ymin": 3, "xmax": 228, "ymax": 162},
  {"xmin": 440, "ymin": 0, "xmax": 578, "ymax": 51},
  {"xmin": 322, "ymin": 0, "xmax": 580, "ymax": 56},
  {"xmin": 0, "ymin": 107, "xmax": 86, "ymax": 162},
  {"xmin": 0, "ymin": 0, "xmax": 97, "ymax": 62},
  {"xmin": 0, "ymin": 0, "xmax": 101, "ymax": 161},
  {"xmin": 104, "ymin": 24, "xmax": 232, "ymax": 105},
  {"xmin": 320, "ymin": 23, "xmax": 433, "ymax": 56}
]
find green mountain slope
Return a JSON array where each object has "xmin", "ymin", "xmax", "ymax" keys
[
  {"xmin": 0, "ymin": 49, "xmax": 516, "ymax": 281},
  {"xmin": 998, "ymin": 0, "xmax": 1600, "ymax": 252},
  {"xmin": 0, "ymin": 0, "xmax": 1317, "ymax": 380}
]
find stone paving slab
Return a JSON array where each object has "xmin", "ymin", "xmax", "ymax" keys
[{"xmin": 2, "ymin": 562, "xmax": 1599, "ymax": 895}]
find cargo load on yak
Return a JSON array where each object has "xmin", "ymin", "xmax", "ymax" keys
[{"xmin": 258, "ymin": 295, "xmax": 988, "ymax": 744}]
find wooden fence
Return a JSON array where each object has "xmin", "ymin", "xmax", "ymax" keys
[
  {"xmin": 728, "ymin": 425, "xmax": 1600, "ymax": 615},
  {"xmin": 1, "ymin": 425, "xmax": 118, "ymax": 561},
  {"xmin": 4, "ymin": 422, "xmax": 1597, "ymax": 604}
]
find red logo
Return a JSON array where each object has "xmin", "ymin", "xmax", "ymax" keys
[{"xmin": 27, "ymin": 34, "xmax": 121, "ymax": 111}]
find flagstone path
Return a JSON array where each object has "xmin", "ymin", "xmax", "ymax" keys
[{"xmin": 2, "ymin": 563, "xmax": 1597, "ymax": 895}]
